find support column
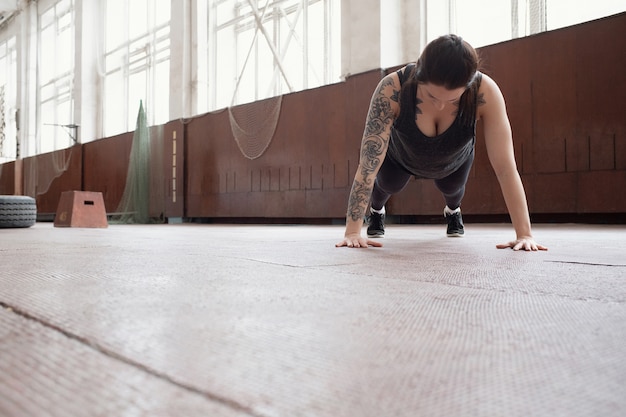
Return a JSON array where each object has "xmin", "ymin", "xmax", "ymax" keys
[
  {"xmin": 341, "ymin": 0, "xmax": 381, "ymax": 78},
  {"xmin": 169, "ymin": 0, "xmax": 192, "ymax": 120},
  {"xmin": 530, "ymin": 0, "xmax": 547, "ymax": 34},
  {"xmin": 341, "ymin": 0, "xmax": 426, "ymax": 76},
  {"xmin": 400, "ymin": 0, "xmax": 426, "ymax": 65},
  {"xmin": 17, "ymin": 0, "xmax": 37, "ymax": 158},
  {"xmin": 73, "ymin": 0, "xmax": 101, "ymax": 143}
]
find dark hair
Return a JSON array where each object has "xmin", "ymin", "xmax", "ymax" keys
[
  {"xmin": 414, "ymin": 34, "xmax": 480, "ymax": 89},
  {"xmin": 399, "ymin": 34, "xmax": 481, "ymax": 126}
]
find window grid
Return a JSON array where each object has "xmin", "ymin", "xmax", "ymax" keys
[
  {"xmin": 38, "ymin": 0, "xmax": 75, "ymax": 154},
  {"xmin": 207, "ymin": 0, "xmax": 340, "ymax": 111},
  {"xmin": 0, "ymin": 0, "xmax": 622, "ymax": 159},
  {"xmin": 0, "ymin": 37, "xmax": 17, "ymax": 161},
  {"xmin": 103, "ymin": 0, "xmax": 170, "ymax": 137}
]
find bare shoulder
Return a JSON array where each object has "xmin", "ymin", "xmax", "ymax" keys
[
  {"xmin": 368, "ymin": 69, "xmax": 402, "ymax": 118},
  {"xmin": 477, "ymin": 73, "xmax": 507, "ymax": 120},
  {"xmin": 377, "ymin": 69, "xmax": 402, "ymax": 101}
]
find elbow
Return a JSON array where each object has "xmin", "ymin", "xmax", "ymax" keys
[{"xmin": 492, "ymin": 164, "xmax": 520, "ymax": 180}]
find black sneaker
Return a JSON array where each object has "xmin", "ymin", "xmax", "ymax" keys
[
  {"xmin": 367, "ymin": 211, "xmax": 385, "ymax": 238},
  {"xmin": 445, "ymin": 211, "xmax": 464, "ymax": 237}
]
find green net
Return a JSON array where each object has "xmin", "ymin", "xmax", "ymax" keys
[{"xmin": 111, "ymin": 101, "xmax": 152, "ymax": 224}]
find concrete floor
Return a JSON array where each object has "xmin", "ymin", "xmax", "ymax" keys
[{"xmin": 0, "ymin": 221, "xmax": 625, "ymax": 417}]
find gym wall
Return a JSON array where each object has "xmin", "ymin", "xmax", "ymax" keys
[{"xmin": 1, "ymin": 12, "xmax": 624, "ymax": 222}]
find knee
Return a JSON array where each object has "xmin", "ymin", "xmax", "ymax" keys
[
  {"xmin": 376, "ymin": 177, "xmax": 407, "ymax": 195},
  {"xmin": 437, "ymin": 183, "xmax": 464, "ymax": 196}
]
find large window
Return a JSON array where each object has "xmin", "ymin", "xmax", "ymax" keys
[
  {"xmin": 39, "ymin": 0, "xmax": 75, "ymax": 154},
  {"xmin": 0, "ymin": 36, "xmax": 16, "ymax": 162},
  {"xmin": 546, "ymin": 0, "xmax": 625, "ymax": 30},
  {"xmin": 0, "ymin": 0, "xmax": 624, "ymax": 160},
  {"xmin": 427, "ymin": 0, "xmax": 625, "ymax": 48},
  {"xmin": 103, "ymin": 0, "xmax": 171, "ymax": 137},
  {"xmin": 202, "ymin": 0, "xmax": 341, "ymax": 112}
]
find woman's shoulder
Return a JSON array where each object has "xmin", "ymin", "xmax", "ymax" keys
[
  {"xmin": 477, "ymin": 72, "xmax": 498, "ymax": 90},
  {"xmin": 377, "ymin": 68, "xmax": 404, "ymax": 96},
  {"xmin": 476, "ymin": 73, "xmax": 506, "ymax": 118},
  {"xmin": 397, "ymin": 63, "xmax": 416, "ymax": 83},
  {"xmin": 477, "ymin": 73, "xmax": 508, "ymax": 99}
]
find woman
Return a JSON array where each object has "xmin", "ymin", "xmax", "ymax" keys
[{"xmin": 336, "ymin": 34, "xmax": 547, "ymax": 251}]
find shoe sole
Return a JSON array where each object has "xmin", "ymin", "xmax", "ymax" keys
[
  {"xmin": 447, "ymin": 232, "xmax": 464, "ymax": 237},
  {"xmin": 367, "ymin": 233, "xmax": 384, "ymax": 238}
]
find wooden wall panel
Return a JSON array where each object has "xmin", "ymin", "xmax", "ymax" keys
[
  {"xmin": 391, "ymin": 12, "xmax": 626, "ymax": 217},
  {"xmin": 578, "ymin": 172, "xmax": 626, "ymax": 212},
  {"xmin": 22, "ymin": 146, "xmax": 82, "ymax": 214},
  {"xmin": 161, "ymin": 120, "xmax": 185, "ymax": 219},
  {"xmin": 0, "ymin": 161, "xmax": 16, "ymax": 195},
  {"xmin": 83, "ymin": 133, "xmax": 133, "ymax": 213},
  {"xmin": 148, "ymin": 125, "xmax": 166, "ymax": 219},
  {"xmin": 184, "ymin": 70, "xmax": 381, "ymax": 219},
  {"xmin": 6, "ymin": 13, "xmax": 623, "ymax": 221},
  {"xmin": 83, "ymin": 126, "xmax": 166, "ymax": 218}
]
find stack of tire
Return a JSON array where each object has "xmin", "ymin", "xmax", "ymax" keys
[{"xmin": 0, "ymin": 195, "xmax": 37, "ymax": 228}]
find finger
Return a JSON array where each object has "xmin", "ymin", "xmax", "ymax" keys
[
  {"xmin": 497, "ymin": 240, "xmax": 548, "ymax": 251},
  {"xmin": 337, "ymin": 239, "xmax": 367, "ymax": 248},
  {"xmin": 367, "ymin": 239, "xmax": 383, "ymax": 248},
  {"xmin": 520, "ymin": 240, "xmax": 538, "ymax": 251},
  {"xmin": 523, "ymin": 240, "xmax": 540, "ymax": 251},
  {"xmin": 530, "ymin": 241, "xmax": 547, "ymax": 251}
]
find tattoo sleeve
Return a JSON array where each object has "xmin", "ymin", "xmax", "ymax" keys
[{"xmin": 346, "ymin": 77, "xmax": 398, "ymax": 221}]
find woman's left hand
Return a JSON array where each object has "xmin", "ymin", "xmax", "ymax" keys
[{"xmin": 496, "ymin": 237, "xmax": 548, "ymax": 251}]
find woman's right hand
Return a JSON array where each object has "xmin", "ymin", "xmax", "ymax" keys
[{"xmin": 335, "ymin": 233, "xmax": 383, "ymax": 248}]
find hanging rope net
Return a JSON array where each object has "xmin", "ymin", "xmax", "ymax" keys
[
  {"xmin": 228, "ymin": 95, "xmax": 282, "ymax": 160},
  {"xmin": 111, "ymin": 101, "xmax": 151, "ymax": 224},
  {"xmin": 23, "ymin": 146, "xmax": 74, "ymax": 198}
]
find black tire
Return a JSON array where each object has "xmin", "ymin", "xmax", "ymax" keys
[{"xmin": 0, "ymin": 195, "xmax": 37, "ymax": 228}]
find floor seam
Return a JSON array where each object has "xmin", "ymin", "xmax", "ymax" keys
[
  {"xmin": 544, "ymin": 260, "xmax": 626, "ymax": 267},
  {"xmin": 0, "ymin": 300, "xmax": 268, "ymax": 417}
]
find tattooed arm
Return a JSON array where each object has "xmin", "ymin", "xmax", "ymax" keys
[
  {"xmin": 479, "ymin": 74, "xmax": 547, "ymax": 251},
  {"xmin": 336, "ymin": 72, "xmax": 401, "ymax": 248}
]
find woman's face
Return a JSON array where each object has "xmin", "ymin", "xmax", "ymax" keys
[{"xmin": 420, "ymin": 83, "xmax": 466, "ymax": 111}]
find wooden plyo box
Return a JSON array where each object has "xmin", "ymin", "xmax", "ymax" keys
[{"xmin": 54, "ymin": 191, "xmax": 108, "ymax": 228}]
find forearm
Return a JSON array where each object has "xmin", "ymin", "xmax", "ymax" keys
[
  {"xmin": 344, "ymin": 172, "xmax": 372, "ymax": 236},
  {"xmin": 341, "ymin": 72, "xmax": 398, "ymax": 238},
  {"xmin": 497, "ymin": 172, "xmax": 533, "ymax": 238}
]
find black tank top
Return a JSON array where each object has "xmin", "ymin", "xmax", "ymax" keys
[{"xmin": 386, "ymin": 64, "xmax": 482, "ymax": 179}]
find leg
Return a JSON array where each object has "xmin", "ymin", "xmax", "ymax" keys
[
  {"xmin": 434, "ymin": 152, "xmax": 474, "ymax": 237},
  {"xmin": 434, "ymin": 150, "xmax": 474, "ymax": 210},
  {"xmin": 370, "ymin": 156, "xmax": 413, "ymax": 210},
  {"xmin": 367, "ymin": 156, "xmax": 412, "ymax": 237}
]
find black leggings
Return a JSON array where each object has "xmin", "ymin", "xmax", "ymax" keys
[{"xmin": 370, "ymin": 151, "xmax": 475, "ymax": 211}]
